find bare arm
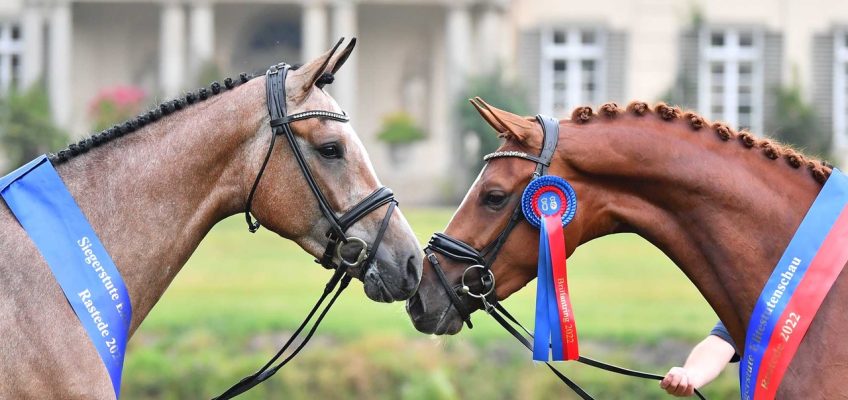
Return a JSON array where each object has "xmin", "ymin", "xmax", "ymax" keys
[{"xmin": 660, "ymin": 335, "xmax": 737, "ymax": 397}]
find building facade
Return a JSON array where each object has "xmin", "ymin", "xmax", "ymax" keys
[{"xmin": 1, "ymin": 0, "xmax": 847, "ymax": 203}]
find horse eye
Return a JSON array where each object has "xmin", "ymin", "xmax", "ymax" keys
[
  {"xmin": 317, "ymin": 143, "xmax": 343, "ymax": 159},
  {"xmin": 484, "ymin": 191, "xmax": 508, "ymax": 208}
]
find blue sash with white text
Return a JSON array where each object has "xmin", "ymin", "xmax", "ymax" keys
[
  {"xmin": 741, "ymin": 169, "xmax": 848, "ymax": 399},
  {"xmin": 0, "ymin": 155, "xmax": 132, "ymax": 398}
]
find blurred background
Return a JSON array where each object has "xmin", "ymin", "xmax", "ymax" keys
[{"xmin": 0, "ymin": 0, "xmax": 847, "ymax": 398}]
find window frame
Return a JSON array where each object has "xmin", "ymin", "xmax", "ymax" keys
[
  {"xmin": 834, "ymin": 28, "xmax": 848, "ymax": 154},
  {"xmin": 538, "ymin": 26, "xmax": 606, "ymax": 117},
  {"xmin": 697, "ymin": 26, "xmax": 765, "ymax": 134},
  {"xmin": 0, "ymin": 21, "xmax": 23, "ymax": 95}
]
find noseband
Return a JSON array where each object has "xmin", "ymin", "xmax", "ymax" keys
[
  {"xmin": 246, "ymin": 62, "xmax": 397, "ymax": 272},
  {"xmin": 214, "ymin": 62, "xmax": 398, "ymax": 399},
  {"xmin": 426, "ymin": 115, "xmax": 559, "ymax": 327},
  {"xmin": 424, "ymin": 116, "xmax": 706, "ymax": 400}
]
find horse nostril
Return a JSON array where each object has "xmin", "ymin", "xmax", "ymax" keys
[
  {"xmin": 403, "ymin": 255, "xmax": 420, "ymax": 292},
  {"xmin": 407, "ymin": 292, "xmax": 425, "ymax": 316}
]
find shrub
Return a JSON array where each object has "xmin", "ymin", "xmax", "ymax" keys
[
  {"xmin": 457, "ymin": 70, "xmax": 529, "ymax": 170},
  {"xmin": 769, "ymin": 84, "xmax": 830, "ymax": 158},
  {"xmin": 377, "ymin": 112, "xmax": 426, "ymax": 144},
  {"xmin": 89, "ymin": 85, "xmax": 146, "ymax": 132},
  {"xmin": 0, "ymin": 84, "xmax": 69, "ymax": 170}
]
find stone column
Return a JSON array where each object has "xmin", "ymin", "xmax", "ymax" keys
[
  {"xmin": 330, "ymin": 0, "xmax": 356, "ymax": 118},
  {"xmin": 48, "ymin": 0, "xmax": 72, "ymax": 127},
  {"xmin": 445, "ymin": 2, "xmax": 472, "ymax": 196},
  {"xmin": 22, "ymin": 5, "xmax": 44, "ymax": 89},
  {"xmin": 189, "ymin": 0, "xmax": 214, "ymax": 83},
  {"xmin": 301, "ymin": 0, "xmax": 328, "ymax": 62},
  {"xmin": 476, "ymin": 0, "xmax": 504, "ymax": 73},
  {"xmin": 160, "ymin": 1, "xmax": 186, "ymax": 98}
]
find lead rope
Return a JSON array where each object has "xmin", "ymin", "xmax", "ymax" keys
[
  {"xmin": 463, "ymin": 114, "xmax": 708, "ymax": 399},
  {"xmin": 485, "ymin": 300, "xmax": 707, "ymax": 400},
  {"xmin": 212, "ymin": 267, "xmax": 351, "ymax": 400},
  {"xmin": 213, "ymin": 203, "xmax": 396, "ymax": 400},
  {"xmin": 228, "ymin": 52, "xmax": 404, "ymax": 398}
]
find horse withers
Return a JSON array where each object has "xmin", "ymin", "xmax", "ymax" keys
[
  {"xmin": 0, "ymin": 39, "xmax": 422, "ymax": 399},
  {"xmin": 407, "ymin": 98, "xmax": 841, "ymax": 399}
]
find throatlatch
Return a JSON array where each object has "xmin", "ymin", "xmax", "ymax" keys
[
  {"xmin": 215, "ymin": 55, "xmax": 399, "ymax": 399},
  {"xmin": 424, "ymin": 115, "xmax": 707, "ymax": 400}
]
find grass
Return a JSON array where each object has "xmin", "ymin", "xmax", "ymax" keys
[
  {"xmin": 137, "ymin": 208, "xmax": 718, "ymax": 342},
  {"xmin": 124, "ymin": 208, "xmax": 740, "ymax": 399}
]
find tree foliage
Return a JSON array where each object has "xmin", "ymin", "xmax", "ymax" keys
[
  {"xmin": 457, "ymin": 71, "xmax": 530, "ymax": 170},
  {"xmin": 377, "ymin": 111, "xmax": 426, "ymax": 144},
  {"xmin": 0, "ymin": 85, "xmax": 69, "ymax": 171},
  {"xmin": 769, "ymin": 84, "xmax": 830, "ymax": 158}
]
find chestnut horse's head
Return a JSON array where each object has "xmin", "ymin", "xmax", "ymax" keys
[
  {"xmin": 248, "ymin": 39, "xmax": 421, "ymax": 302},
  {"xmin": 406, "ymin": 98, "xmax": 603, "ymax": 334}
]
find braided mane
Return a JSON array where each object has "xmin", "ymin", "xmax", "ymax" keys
[
  {"xmin": 49, "ymin": 64, "xmax": 336, "ymax": 164},
  {"xmin": 49, "ymin": 73, "xmax": 258, "ymax": 164},
  {"xmin": 570, "ymin": 102, "xmax": 833, "ymax": 184}
]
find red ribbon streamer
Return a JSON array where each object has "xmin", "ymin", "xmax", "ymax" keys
[
  {"xmin": 543, "ymin": 214, "xmax": 579, "ymax": 360},
  {"xmin": 754, "ymin": 207, "xmax": 848, "ymax": 399}
]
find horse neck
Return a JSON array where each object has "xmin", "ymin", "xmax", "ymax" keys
[
  {"xmin": 55, "ymin": 78, "xmax": 267, "ymax": 333},
  {"xmin": 561, "ymin": 116, "xmax": 823, "ymax": 346}
]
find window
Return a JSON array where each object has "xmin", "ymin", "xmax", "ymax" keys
[
  {"xmin": 0, "ymin": 22, "xmax": 23, "ymax": 95},
  {"xmin": 835, "ymin": 29, "xmax": 848, "ymax": 154},
  {"xmin": 539, "ymin": 27, "xmax": 605, "ymax": 116},
  {"xmin": 698, "ymin": 28, "xmax": 763, "ymax": 133}
]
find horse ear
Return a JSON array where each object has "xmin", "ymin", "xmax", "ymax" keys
[
  {"xmin": 290, "ymin": 38, "xmax": 345, "ymax": 97},
  {"xmin": 470, "ymin": 97, "xmax": 507, "ymax": 134},
  {"xmin": 473, "ymin": 96, "xmax": 534, "ymax": 142},
  {"xmin": 328, "ymin": 38, "xmax": 356, "ymax": 74}
]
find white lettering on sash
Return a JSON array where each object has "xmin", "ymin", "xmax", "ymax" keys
[
  {"xmin": 78, "ymin": 289, "xmax": 110, "ymax": 338},
  {"xmin": 77, "ymin": 237, "xmax": 122, "ymax": 304},
  {"xmin": 742, "ymin": 256, "xmax": 802, "ymax": 397}
]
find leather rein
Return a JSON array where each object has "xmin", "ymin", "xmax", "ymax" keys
[
  {"xmin": 425, "ymin": 115, "xmax": 707, "ymax": 400},
  {"xmin": 213, "ymin": 62, "xmax": 398, "ymax": 399}
]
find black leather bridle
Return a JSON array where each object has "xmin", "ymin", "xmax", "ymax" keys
[
  {"xmin": 425, "ymin": 115, "xmax": 706, "ymax": 400},
  {"xmin": 213, "ymin": 62, "xmax": 398, "ymax": 399}
]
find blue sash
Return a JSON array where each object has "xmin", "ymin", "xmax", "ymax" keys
[
  {"xmin": 0, "ymin": 155, "xmax": 132, "ymax": 398},
  {"xmin": 740, "ymin": 169, "xmax": 848, "ymax": 399}
]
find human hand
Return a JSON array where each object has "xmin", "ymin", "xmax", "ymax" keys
[{"xmin": 660, "ymin": 367, "xmax": 698, "ymax": 397}]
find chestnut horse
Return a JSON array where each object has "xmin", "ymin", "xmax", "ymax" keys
[
  {"xmin": 407, "ymin": 98, "xmax": 840, "ymax": 399},
  {"xmin": 0, "ymin": 40, "xmax": 422, "ymax": 399}
]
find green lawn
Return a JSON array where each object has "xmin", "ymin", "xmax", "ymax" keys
[
  {"xmin": 138, "ymin": 208, "xmax": 718, "ymax": 342},
  {"xmin": 124, "ymin": 208, "xmax": 738, "ymax": 399}
]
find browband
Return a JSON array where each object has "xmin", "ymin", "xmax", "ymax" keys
[{"xmin": 482, "ymin": 115, "xmax": 560, "ymax": 177}]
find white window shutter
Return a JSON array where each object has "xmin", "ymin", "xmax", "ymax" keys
[
  {"xmin": 518, "ymin": 29, "xmax": 542, "ymax": 112},
  {"xmin": 762, "ymin": 32, "xmax": 784, "ymax": 135},
  {"xmin": 605, "ymin": 30, "xmax": 628, "ymax": 104},
  {"xmin": 811, "ymin": 33, "xmax": 834, "ymax": 142},
  {"xmin": 677, "ymin": 29, "xmax": 700, "ymax": 109}
]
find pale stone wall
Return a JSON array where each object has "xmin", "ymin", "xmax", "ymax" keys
[
  {"xmin": 508, "ymin": 0, "xmax": 848, "ymax": 105},
  {"xmin": 4, "ymin": 0, "xmax": 848, "ymax": 199},
  {"xmin": 71, "ymin": 3, "xmax": 160, "ymax": 135},
  {"xmin": 356, "ymin": 3, "xmax": 451, "ymax": 205},
  {"xmin": 0, "ymin": 0, "xmax": 22, "ymax": 17}
]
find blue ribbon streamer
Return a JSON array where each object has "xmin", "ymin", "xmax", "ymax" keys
[
  {"xmin": 0, "ymin": 156, "xmax": 132, "ymax": 398},
  {"xmin": 533, "ymin": 209, "xmax": 565, "ymax": 361},
  {"xmin": 525, "ymin": 177, "xmax": 577, "ymax": 362},
  {"xmin": 740, "ymin": 169, "xmax": 848, "ymax": 399}
]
